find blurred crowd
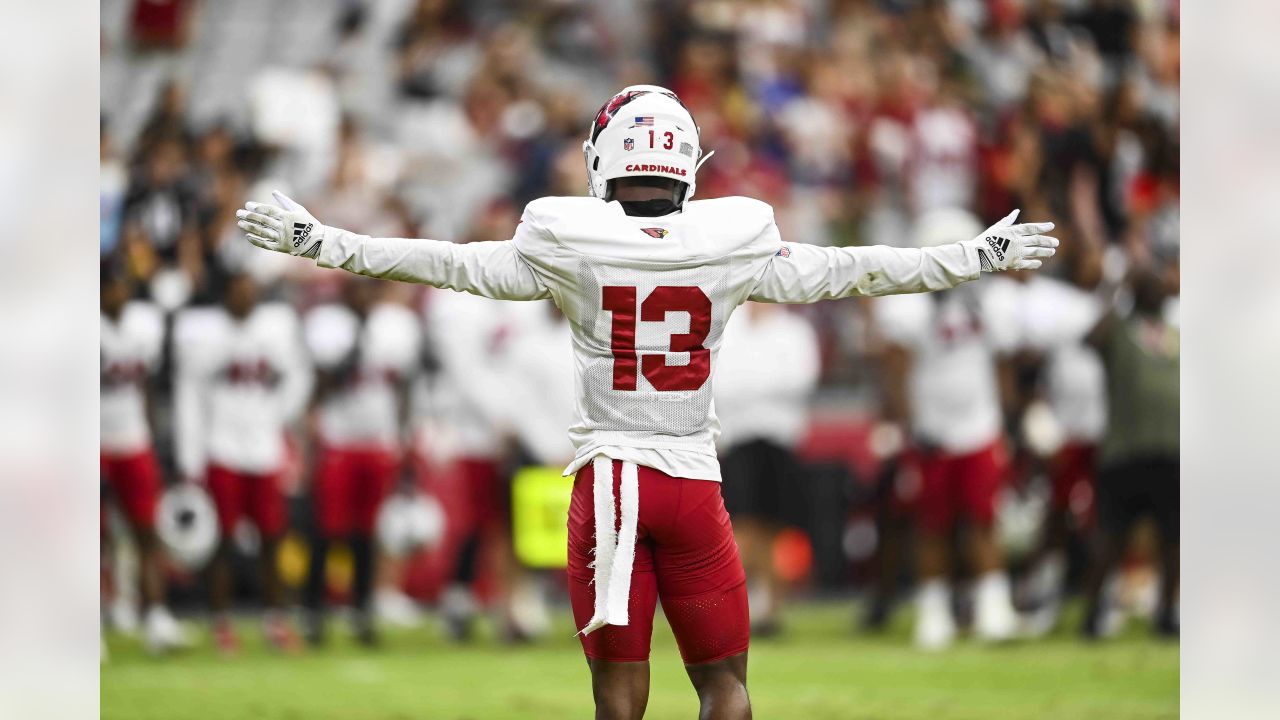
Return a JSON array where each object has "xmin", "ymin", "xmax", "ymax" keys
[{"xmin": 100, "ymin": 0, "xmax": 1178, "ymax": 654}]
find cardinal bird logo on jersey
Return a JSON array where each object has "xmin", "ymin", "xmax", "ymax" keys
[{"xmin": 641, "ymin": 228, "xmax": 669, "ymax": 239}]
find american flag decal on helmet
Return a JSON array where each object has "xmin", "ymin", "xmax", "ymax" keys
[
  {"xmin": 634, "ymin": 116, "xmax": 655, "ymax": 126},
  {"xmin": 641, "ymin": 227, "xmax": 669, "ymax": 239}
]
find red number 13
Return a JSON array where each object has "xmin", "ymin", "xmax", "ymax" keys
[
  {"xmin": 602, "ymin": 285, "xmax": 711, "ymax": 391},
  {"xmin": 648, "ymin": 130, "xmax": 675, "ymax": 150}
]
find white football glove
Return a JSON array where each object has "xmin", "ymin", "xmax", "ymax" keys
[
  {"xmin": 236, "ymin": 191, "xmax": 328, "ymax": 259},
  {"xmin": 962, "ymin": 210, "xmax": 1059, "ymax": 272}
]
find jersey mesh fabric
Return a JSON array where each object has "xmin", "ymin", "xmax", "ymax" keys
[{"xmin": 573, "ymin": 253, "xmax": 733, "ymax": 437}]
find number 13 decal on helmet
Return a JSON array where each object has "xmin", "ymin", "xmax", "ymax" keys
[
  {"xmin": 649, "ymin": 130, "xmax": 674, "ymax": 150},
  {"xmin": 602, "ymin": 285, "xmax": 711, "ymax": 392}
]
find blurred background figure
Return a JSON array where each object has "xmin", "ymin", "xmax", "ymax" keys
[
  {"xmin": 501, "ymin": 300, "xmax": 576, "ymax": 640},
  {"xmin": 419, "ymin": 202, "xmax": 537, "ymax": 642},
  {"xmin": 100, "ymin": 265, "xmax": 188, "ymax": 654},
  {"xmin": 1010, "ymin": 234, "xmax": 1109, "ymax": 637},
  {"xmin": 1081, "ymin": 264, "xmax": 1179, "ymax": 639},
  {"xmin": 302, "ymin": 277, "xmax": 420, "ymax": 646},
  {"xmin": 173, "ymin": 272, "xmax": 312, "ymax": 655},
  {"xmin": 872, "ymin": 209, "xmax": 1020, "ymax": 650},
  {"xmin": 715, "ymin": 302, "xmax": 821, "ymax": 637}
]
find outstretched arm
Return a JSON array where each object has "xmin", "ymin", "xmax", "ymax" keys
[
  {"xmin": 749, "ymin": 210, "xmax": 1057, "ymax": 303},
  {"xmin": 238, "ymin": 192, "xmax": 550, "ymax": 301}
]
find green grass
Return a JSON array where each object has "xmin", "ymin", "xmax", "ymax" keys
[{"xmin": 102, "ymin": 603, "xmax": 1177, "ymax": 719}]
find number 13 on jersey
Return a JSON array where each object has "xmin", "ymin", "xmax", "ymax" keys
[{"xmin": 602, "ymin": 285, "xmax": 711, "ymax": 392}]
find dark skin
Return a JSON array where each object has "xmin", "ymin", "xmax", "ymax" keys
[
  {"xmin": 101, "ymin": 276, "xmax": 167, "ymax": 610},
  {"xmin": 610, "ymin": 177, "xmax": 682, "ymax": 203},
  {"xmin": 586, "ymin": 179, "xmax": 752, "ymax": 720}
]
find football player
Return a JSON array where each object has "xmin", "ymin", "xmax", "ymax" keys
[
  {"xmin": 238, "ymin": 86, "xmax": 1056, "ymax": 718},
  {"xmin": 422, "ymin": 277, "xmax": 532, "ymax": 641},
  {"xmin": 1007, "ymin": 238, "xmax": 1108, "ymax": 636},
  {"xmin": 100, "ymin": 266, "xmax": 188, "ymax": 654},
  {"xmin": 173, "ymin": 272, "xmax": 312, "ymax": 655},
  {"xmin": 714, "ymin": 302, "xmax": 821, "ymax": 637},
  {"xmin": 871, "ymin": 209, "xmax": 1022, "ymax": 650},
  {"xmin": 302, "ymin": 276, "xmax": 420, "ymax": 646}
]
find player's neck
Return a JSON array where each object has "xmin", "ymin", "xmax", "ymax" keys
[{"xmin": 613, "ymin": 185, "xmax": 672, "ymax": 202}]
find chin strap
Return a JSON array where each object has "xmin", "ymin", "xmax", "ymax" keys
[{"xmin": 579, "ymin": 457, "xmax": 640, "ymax": 636}]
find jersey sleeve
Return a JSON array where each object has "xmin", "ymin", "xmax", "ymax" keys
[
  {"xmin": 316, "ymin": 227, "xmax": 551, "ymax": 301},
  {"xmin": 748, "ymin": 233, "xmax": 981, "ymax": 303},
  {"xmin": 510, "ymin": 201, "xmax": 570, "ymax": 306}
]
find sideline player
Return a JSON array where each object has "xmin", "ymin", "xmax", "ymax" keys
[
  {"xmin": 1009, "ymin": 242, "xmax": 1108, "ymax": 636},
  {"xmin": 872, "ymin": 208, "xmax": 1022, "ymax": 649},
  {"xmin": 238, "ymin": 86, "xmax": 1056, "ymax": 718},
  {"xmin": 422, "ymin": 276, "xmax": 529, "ymax": 641},
  {"xmin": 302, "ymin": 277, "xmax": 420, "ymax": 645},
  {"xmin": 173, "ymin": 272, "xmax": 312, "ymax": 654},
  {"xmin": 101, "ymin": 267, "xmax": 188, "ymax": 654},
  {"xmin": 714, "ymin": 302, "xmax": 820, "ymax": 636}
]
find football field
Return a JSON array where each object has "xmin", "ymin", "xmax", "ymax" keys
[{"xmin": 102, "ymin": 603, "xmax": 1177, "ymax": 719}]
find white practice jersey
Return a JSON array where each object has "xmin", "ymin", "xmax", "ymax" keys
[
  {"xmin": 101, "ymin": 301, "xmax": 165, "ymax": 455},
  {"xmin": 424, "ymin": 288, "xmax": 545, "ymax": 459},
  {"xmin": 504, "ymin": 304, "xmax": 577, "ymax": 465},
  {"xmin": 1014, "ymin": 276, "xmax": 1107, "ymax": 443},
  {"xmin": 305, "ymin": 302, "xmax": 420, "ymax": 449},
  {"xmin": 875, "ymin": 283, "xmax": 1017, "ymax": 454},
  {"xmin": 318, "ymin": 195, "xmax": 981, "ymax": 480},
  {"xmin": 173, "ymin": 304, "xmax": 312, "ymax": 476},
  {"xmin": 714, "ymin": 305, "xmax": 821, "ymax": 450}
]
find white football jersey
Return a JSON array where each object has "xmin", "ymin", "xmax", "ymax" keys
[
  {"xmin": 714, "ymin": 304, "xmax": 821, "ymax": 450},
  {"xmin": 503, "ymin": 303, "xmax": 577, "ymax": 465},
  {"xmin": 305, "ymin": 302, "xmax": 420, "ymax": 449},
  {"xmin": 874, "ymin": 283, "xmax": 1016, "ymax": 453},
  {"xmin": 423, "ymin": 288, "xmax": 543, "ymax": 459},
  {"xmin": 101, "ymin": 301, "xmax": 165, "ymax": 455},
  {"xmin": 173, "ymin": 303, "xmax": 312, "ymax": 476},
  {"xmin": 319, "ymin": 195, "xmax": 981, "ymax": 480},
  {"xmin": 1013, "ymin": 276, "xmax": 1107, "ymax": 443}
]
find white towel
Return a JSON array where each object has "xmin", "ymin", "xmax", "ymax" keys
[{"xmin": 579, "ymin": 457, "xmax": 640, "ymax": 635}]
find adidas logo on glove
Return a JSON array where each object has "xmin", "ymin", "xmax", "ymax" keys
[
  {"xmin": 984, "ymin": 234, "xmax": 1010, "ymax": 262},
  {"xmin": 292, "ymin": 222, "xmax": 314, "ymax": 249}
]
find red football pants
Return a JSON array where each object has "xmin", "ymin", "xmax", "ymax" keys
[{"xmin": 567, "ymin": 460, "xmax": 749, "ymax": 665}]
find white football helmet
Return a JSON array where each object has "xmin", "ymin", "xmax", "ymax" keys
[
  {"xmin": 582, "ymin": 85, "xmax": 712, "ymax": 206},
  {"xmin": 156, "ymin": 484, "xmax": 220, "ymax": 571}
]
